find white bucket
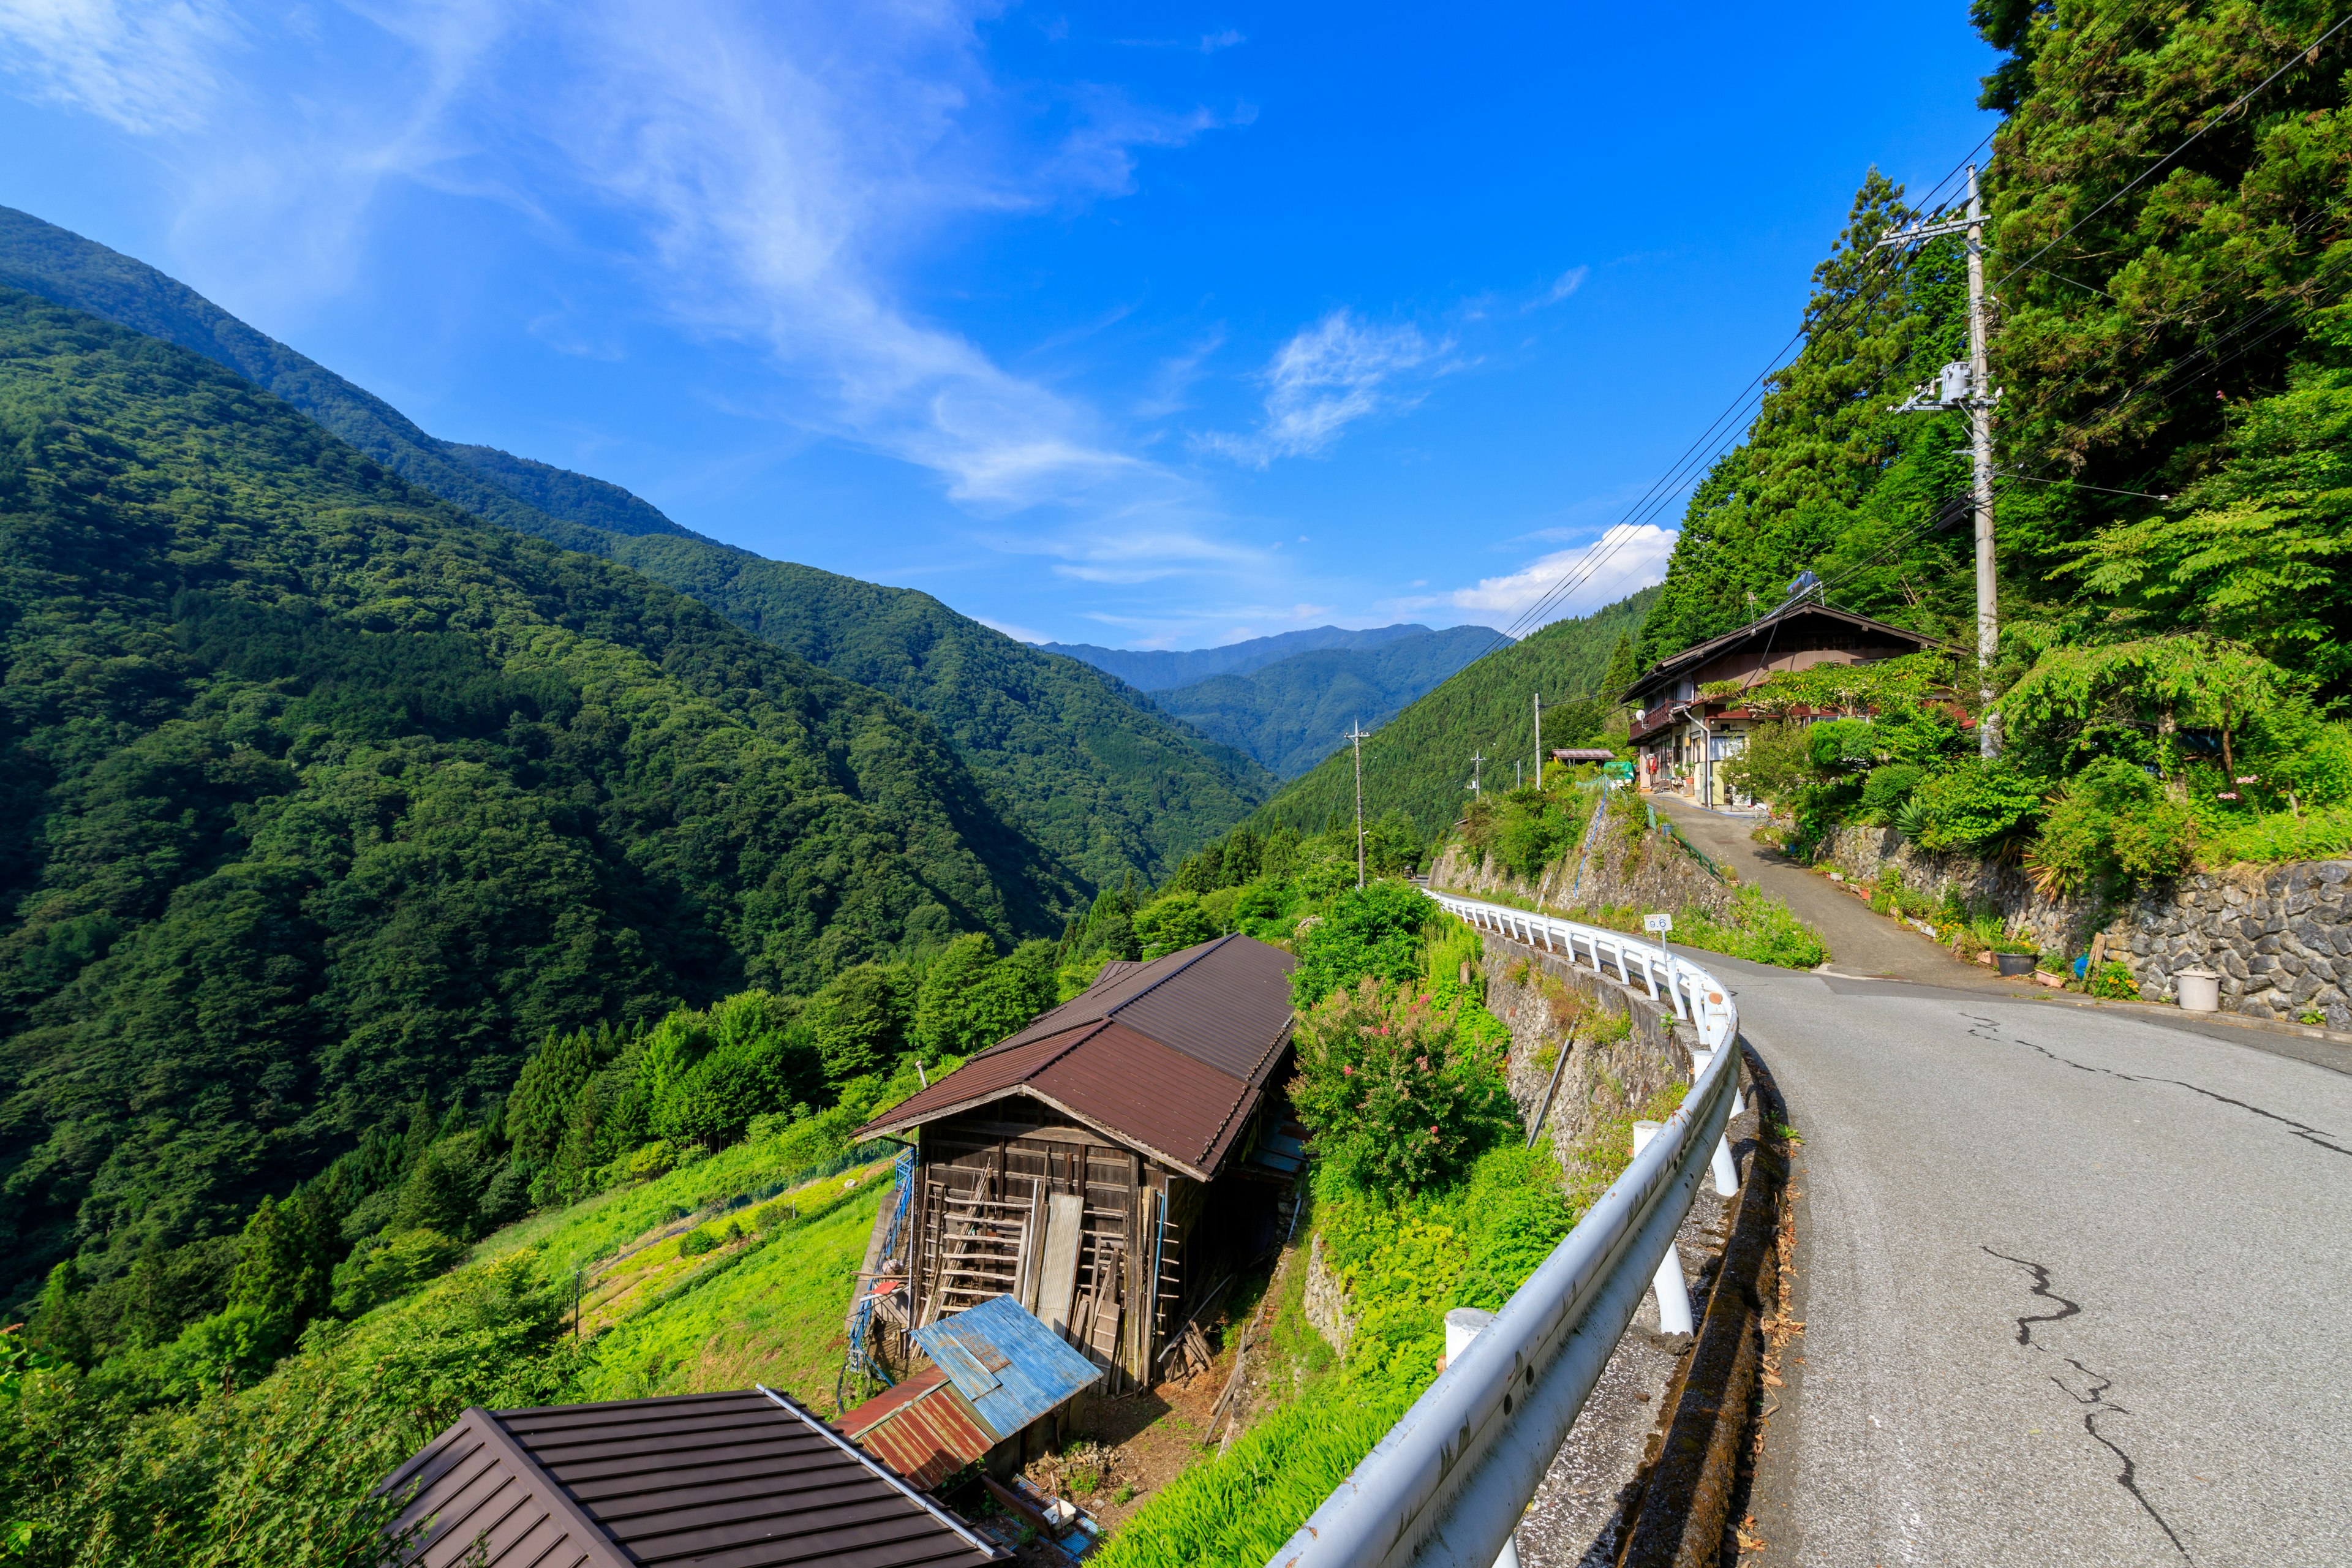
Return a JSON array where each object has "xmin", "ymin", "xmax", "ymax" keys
[{"xmin": 2176, "ymin": 968, "xmax": 2221, "ymax": 1012}]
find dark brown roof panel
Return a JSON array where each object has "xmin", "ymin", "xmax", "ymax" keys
[
  {"xmin": 855, "ymin": 935, "xmax": 1296, "ymax": 1176},
  {"xmin": 382, "ymin": 1389, "xmax": 1004, "ymax": 1567}
]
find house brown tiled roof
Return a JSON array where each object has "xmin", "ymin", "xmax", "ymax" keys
[
  {"xmin": 854, "ymin": 934, "xmax": 1295, "ymax": 1179},
  {"xmin": 380, "ymin": 1387, "xmax": 1004, "ymax": 1567}
]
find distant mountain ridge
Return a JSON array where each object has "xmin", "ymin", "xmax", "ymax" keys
[
  {"xmin": 1039, "ymin": 622, "xmax": 1453, "ymax": 690},
  {"xmin": 1253, "ymin": 587, "xmax": 1661, "ymax": 839},
  {"xmin": 1149, "ymin": 625, "xmax": 1502, "ymax": 777},
  {"xmin": 0, "ymin": 205, "xmax": 1270, "ymax": 890}
]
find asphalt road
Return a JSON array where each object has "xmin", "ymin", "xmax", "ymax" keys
[{"xmin": 1722, "ymin": 955, "xmax": 2352, "ymax": 1567}]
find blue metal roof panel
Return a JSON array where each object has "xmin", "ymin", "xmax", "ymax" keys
[{"xmin": 911, "ymin": 1296, "xmax": 1102, "ymax": 1438}]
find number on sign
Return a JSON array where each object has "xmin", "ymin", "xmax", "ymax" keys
[{"xmin": 1643, "ymin": 913, "xmax": 1674, "ymax": 933}]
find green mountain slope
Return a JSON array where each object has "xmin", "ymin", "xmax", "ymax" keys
[
  {"xmin": 1152, "ymin": 625, "xmax": 1501, "ymax": 777},
  {"xmin": 0, "ymin": 206, "xmax": 1272, "ymax": 888},
  {"xmin": 1041, "ymin": 622, "xmax": 1443, "ymax": 690},
  {"xmin": 1253, "ymin": 588, "xmax": 1659, "ymax": 839},
  {"xmin": 0, "ymin": 289, "xmax": 1072, "ymax": 1312}
]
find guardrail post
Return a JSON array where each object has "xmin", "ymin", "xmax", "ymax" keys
[
  {"xmin": 1687, "ymin": 1050, "xmax": 1742, "ymax": 1196},
  {"xmin": 1630, "ymin": 1122, "xmax": 1695, "ymax": 1335},
  {"xmin": 1442, "ymin": 1310, "xmax": 1523, "ymax": 1568}
]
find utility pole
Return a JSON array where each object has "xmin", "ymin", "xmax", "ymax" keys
[
  {"xmin": 1883, "ymin": 163, "xmax": 2001, "ymax": 758},
  {"xmin": 1533, "ymin": 692, "xmax": 1544, "ymax": 790},
  {"xmin": 1469, "ymin": 750, "xmax": 1486, "ymax": 799},
  {"xmin": 1347, "ymin": 719, "xmax": 1370, "ymax": 888}
]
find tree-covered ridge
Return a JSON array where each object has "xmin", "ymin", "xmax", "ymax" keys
[
  {"xmin": 575, "ymin": 537, "xmax": 1275, "ymax": 887},
  {"xmin": 0, "ymin": 289, "xmax": 1075, "ymax": 1319},
  {"xmin": 1251, "ymin": 588, "xmax": 1659, "ymax": 842},
  {"xmin": 0, "ymin": 205, "xmax": 1273, "ymax": 891},
  {"xmin": 1150, "ymin": 625, "xmax": 1501, "ymax": 778}
]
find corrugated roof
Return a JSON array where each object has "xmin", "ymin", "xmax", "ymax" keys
[
  {"xmin": 911, "ymin": 1295, "xmax": 1103, "ymax": 1441},
  {"xmin": 855, "ymin": 935, "xmax": 1295, "ymax": 1178},
  {"xmin": 381, "ymin": 1388, "xmax": 1005, "ymax": 1567},
  {"xmin": 839, "ymin": 1370, "xmax": 995, "ymax": 1493}
]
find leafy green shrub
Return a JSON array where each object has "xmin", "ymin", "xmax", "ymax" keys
[
  {"xmin": 1859, "ymin": 763, "xmax": 1923, "ymax": 821},
  {"xmin": 1135, "ymin": 894, "xmax": 1219, "ymax": 959},
  {"xmin": 1806, "ymin": 718, "xmax": 1880, "ymax": 772},
  {"xmin": 2027, "ymin": 758, "xmax": 2197, "ymax": 894},
  {"xmin": 1289, "ymin": 880, "xmax": 1435, "ymax": 1007},
  {"xmin": 328, "ymin": 1229, "xmax": 469, "ymax": 1318},
  {"xmin": 1289, "ymin": 979, "xmax": 1517, "ymax": 1198},
  {"xmin": 1909, "ymin": 761, "xmax": 2044, "ymax": 851},
  {"xmin": 677, "ymin": 1228, "xmax": 717, "ymax": 1258}
]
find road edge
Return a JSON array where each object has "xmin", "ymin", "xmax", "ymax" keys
[{"xmin": 1611, "ymin": 1036, "xmax": 1792, "ymax": 1567}]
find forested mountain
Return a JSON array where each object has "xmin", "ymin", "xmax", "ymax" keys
[
  {"xmin": 0, "ymin": 290, "xmax": 1074, "ymax": 1318},
  {"xmin": 1638, "ymin": 2, "xmax": 2352, "ymax": 696},
  {"xmin": 1041, "ymin": 622, "xmax": 1447, "ymax": 690},
  {"xmin": 1151, "ymin": 625, "xmax": 1501, "ymax": 777},
  {"xmin": 1253, "ymin": 589, "xmax": 1658, "ymax": 840},
  {"xmin": 0, "ymin": 205, "xmax": 1272, "ymax": 889}
]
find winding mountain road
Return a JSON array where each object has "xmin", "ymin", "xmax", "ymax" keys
[{"xmin": 1645, "ymin": 799, "xmax": 2352, "ymax": 1566}]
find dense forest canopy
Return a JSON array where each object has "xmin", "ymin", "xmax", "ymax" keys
[
  {"xmin": 0, "ymin": 290, "xmax": 1075, "ymax": 1321},
  {"xmin": 1642, "ymin": 0, "xmax": 2352, "ymax": 692},
  {"xmin": 0, "ymin": 205, "xmax": 1272, "ymax": 892}
]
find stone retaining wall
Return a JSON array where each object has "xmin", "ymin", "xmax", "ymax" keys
[
  {"xmin": 1814, "ymin": 821, "xmax": 2352, "ymax": 1028},
  {"xmin": 1430, "ymin": 794, "xmax": 1734, "ymax": 924}
]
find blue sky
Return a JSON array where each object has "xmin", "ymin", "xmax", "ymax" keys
[{"xmin": 0, "ymin": 2, "xmax": 1998, "ymax": 649}]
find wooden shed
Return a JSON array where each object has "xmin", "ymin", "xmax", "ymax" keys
[{"xmin": 854, "ymin": 935, "xmax": 1301, "ymax": 1389}]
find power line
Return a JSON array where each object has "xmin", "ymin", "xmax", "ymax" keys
[{"xmin": 1995, "ymin": 11, "xmax": 2352, "ymax": 293}]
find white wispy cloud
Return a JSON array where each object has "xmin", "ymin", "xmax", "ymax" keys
[
  {"xmin": 0, "ymin": 0, "xmax": 241, "ymax": 134},
  {"xmin": 1200, "ymin": 309, "xmax": 1449, "ymax": 466},
  {"xmin": 1401, "ymin": 522, "xmax": 1677, "ymax": 631},
  {"xmin": 0, "ymin": 0, "xmax": 1258, "ymax": 575},
  {"xmin": 1539, "ymin": 265, "xmax": 1589, "ymax": 304}
]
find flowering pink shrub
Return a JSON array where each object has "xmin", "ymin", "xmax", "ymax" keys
[{"xmin": 1289, "ymin": 978, "xmax": 1517, "ymax": 1197}]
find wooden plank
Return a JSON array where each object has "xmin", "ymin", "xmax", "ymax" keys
[{"xmin": 1036, "ymin": 1193, "xmax": 1085, "ymax": 1336}]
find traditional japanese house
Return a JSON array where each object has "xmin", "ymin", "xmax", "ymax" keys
[
  {"xmin": 1624, "ymin": 603, "xmax": 1947, "ymax": 807},
  {"xmin": 853, "ymin": 934, "xmax": 1302, "ymax": 1390}
]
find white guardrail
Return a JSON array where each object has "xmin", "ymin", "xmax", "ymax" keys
[{"xmin": 1267, "ymin": 889, "xmax": 1743, "ymax": 1568}]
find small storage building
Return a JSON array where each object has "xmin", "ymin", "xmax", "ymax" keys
[
  {"xmin": 380, "ymin": 1386, "xmax": 1005, "ymax": 1567},
  {"xmin": 839, "ymin": 1294, "xmax": 1103, "ymax": 1487},
  {"xmin": 854, "ymin": 934, "xmax": 1301, "ymax": 1389}
]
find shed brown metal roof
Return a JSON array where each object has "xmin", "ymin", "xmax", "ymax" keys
[
  {"xmin": 854, "ymin": 934, "xmax": 1295, "ymax": 1179},
  {"xmin": 380, "ymin": 1387, "xmax": 1005, "ymax": 1567}
]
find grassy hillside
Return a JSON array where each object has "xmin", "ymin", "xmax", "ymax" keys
[
  {"xmin": 1253, "ymin": 589, "xmax": 1658, "ymax": 840},
  {"xmin": 0, "ymin": 205, "xmax": 1272, "ymax": 890},
  {"xmin": 1151, "ymin": 627, "xmax": 1499, "ymax": 778},
  {"xmin": 0, "ymin": 289, "xmax": 1071, "ymax": 1316}
]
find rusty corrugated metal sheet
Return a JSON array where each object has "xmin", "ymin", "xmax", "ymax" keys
[
  {"xmin": 380, "ymin": 1389, "xmax": 1005, "ymax": 1567},
  {"xmin": 854, "ymin": 935, "xmax": 1296, "ymax": 1178},
  {"xmin": 840, "ymin": 1368, "xmax": 998, "ymax": 1492}
]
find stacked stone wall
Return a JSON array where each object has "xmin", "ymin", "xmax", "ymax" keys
[{"xmin": 1813, "ymin": 822, "xmax": 2352, "ymax": 1028}]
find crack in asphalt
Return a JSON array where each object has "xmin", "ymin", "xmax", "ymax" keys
[
  {"xmin": 1960, "ymin": 1012, "xmax": 2352, "ymax": 1159},
  {"xmin": 1983, "ymin": 1250, "xmax": 2196, "ymax": 1562},
  {"xmin": 2052, "ymin": 1358, "xmax": 2194, "ymax": 1561},
  {"xmin": 1979, "ymin": 1246, "xmax": 2081, "ymax": 1344}
]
